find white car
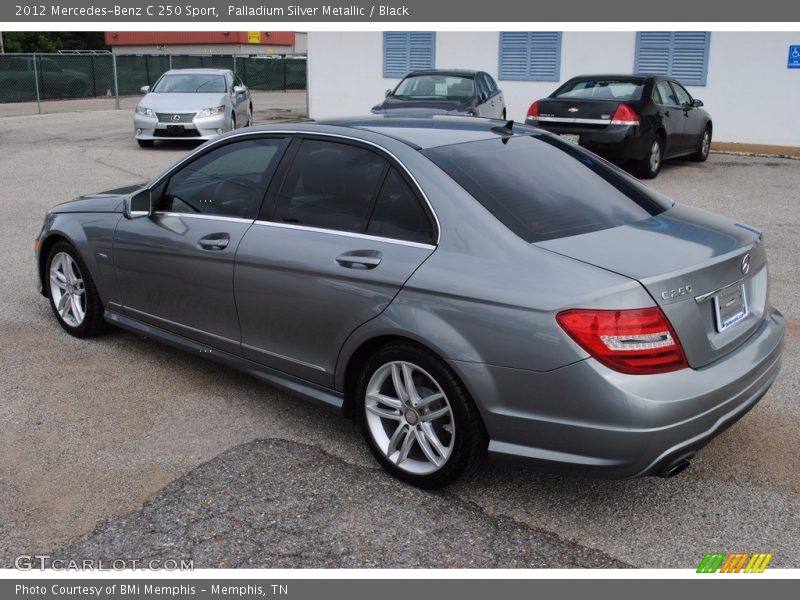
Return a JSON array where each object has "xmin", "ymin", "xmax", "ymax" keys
[{"xmin": 133, "ymin": 68, "xmax": 252, "ymax": 147}]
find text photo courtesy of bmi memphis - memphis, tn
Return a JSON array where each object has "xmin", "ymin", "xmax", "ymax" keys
[{"xmin": 1, "ymin": 0, "xmax": 799, "ymax": 596}]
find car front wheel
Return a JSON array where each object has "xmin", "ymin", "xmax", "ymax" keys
[
  {"xmin": 357, "ymin": 342, "xmax": 486, "ymax": 488},
  {"xmin": 691, "ymin": 126, "xmax": 711, "ymax": 162},
  {"xmin": 46, "ymin": 242, "xmax": 106, "ymax": 338}
]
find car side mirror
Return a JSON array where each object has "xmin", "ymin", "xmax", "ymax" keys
[
  {"xmin": 124, "ymin": 188, "xmax": 152, "ymax": 219},
  {"xmin": 385, "ymin": 88, "xmax": 393, "ymax": 97},
  {"xmin": 692, "ymin": 98, "xmax": 704, "ymax": 107},
  {"xmin": 140, "ymin": 85, "xmax": 150, "ymax": 94},
  {"xmin": 233, "ymin": 85, "xmax": 247, "ymax": 94}
]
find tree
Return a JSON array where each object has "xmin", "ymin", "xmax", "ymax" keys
[{"xmin": 0, "ymin": 32, "xmax": 106, "ymax": 53}]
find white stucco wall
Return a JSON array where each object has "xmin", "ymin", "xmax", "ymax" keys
[{"xmin": 308, "ymin": 31, "xmax": 800, "ymax": 146}]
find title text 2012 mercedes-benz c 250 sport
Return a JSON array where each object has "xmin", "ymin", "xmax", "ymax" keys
[{"xmin": 35, "ymin": 117, "xmax": 784, "ymax": 488}]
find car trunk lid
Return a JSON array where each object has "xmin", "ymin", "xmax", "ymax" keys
[
  {"xmin": 537, "ymin": 203, "xmax": 769, "ymax": 368},
  {"xmin": 535, "ymin": 99, "xmax": 623, "ymax": 129}
]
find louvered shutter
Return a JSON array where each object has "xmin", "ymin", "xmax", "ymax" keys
[
  {"xmin": 499, "ymin": 32, "xmax": 562, "ymax": 81},
  {"xmin": 635, "ymin": 32, "xmax": 710, "ymax": 86},
  {"xmin": 383, "ymin": 32, "xmax": 435, "ymax": 78}
]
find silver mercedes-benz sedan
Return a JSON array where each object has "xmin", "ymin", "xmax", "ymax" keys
[
  {"xmin": 35, "ymin": 117, "xmax": 784, "ymax": 488},
  {"xmin": 133, "ymin": 68, "xmax": 252, "ymax": 147}
]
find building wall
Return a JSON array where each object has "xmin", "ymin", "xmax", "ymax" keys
[
  {"xmin": 308, "ymin": 31, "xmax": 800, "ymax": 147},
  {"xmin": 106, "ymin": 31, "xmax": 306, "ymax": 55},
  {"xmin": 111, "ymin": 44, "xmax": 300, "ymax": 56}
]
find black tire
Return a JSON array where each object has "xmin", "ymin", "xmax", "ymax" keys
[
  {"xmin": 137, "ymin": 139, "xmax": 155, "ymax": 148},
  {"xmin": 356, "ymin": 342, "xmax": 487, "ymax": 489},
  {"xmin": 690, "ymin": 126, "xmax": 711, "ymax": 162},
  {"xmin": 230, "ymin": 112, "xmax": 236, "ymax": 131},
  {"xmin": 501, "ymin": 109, "xmax": 507, "ymax": 120},
  {"xmin": 636, "ymin": 135, "xmax": 664, "ymax": 179},
  {"xmin": 45, "ymin": 241, "xmax": 106, "ymax": 338},
  {"xmin": 246, "ymin": 104, "xmax": 253, "ymax": 127}
]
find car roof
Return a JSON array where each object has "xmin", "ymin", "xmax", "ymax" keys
[
  {"xmin": 567, "ymin": 74, "xmax": 650, "ymax": 81},
  {"xmin": 255, "ymin": 116, "xmax": 535, "ymax": 150},
  {"xmin": 162, "ymin": 68, "xmax": 231, "ymax": 75},
  {"xmin": 404, "ymin": 69, "xmax": 480, "ymax": 77}
]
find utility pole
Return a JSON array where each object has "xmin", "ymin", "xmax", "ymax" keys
[{"xmin": 0, "ymin": 31, "xmax": 5, "ymax": 54}]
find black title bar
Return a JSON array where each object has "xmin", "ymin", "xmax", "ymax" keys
[{"xmin": 3, "ymin": 0, "xmax": 800, "ymax": 22}]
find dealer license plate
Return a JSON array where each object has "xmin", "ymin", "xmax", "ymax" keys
[
  {"xmin": 714, "ymin": 285, "xmax": 748, "ymax": 332},
  {"xmin": 558, "ymin": 133, "xmax": 580, "ymax": 144}
]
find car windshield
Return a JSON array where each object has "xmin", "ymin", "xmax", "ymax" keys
[
  {"xmin": 394, "ymin": 75, "xmax": 475, "ymax": 99},
  {"xmin": 552, "ymin": 79, "xmax": 644, "ymax": 101},
  {"xmin": 152, "ymin": 74, "xmax": 227, "ymax": 93},
  {"xmin": 423, "ymin": 134, "xmax": 672, "ymax": 243}
]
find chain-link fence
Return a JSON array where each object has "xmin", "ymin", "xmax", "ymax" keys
[{"xmin": 0, "ymin": 52, "xmax": 307, "ymax": 113}]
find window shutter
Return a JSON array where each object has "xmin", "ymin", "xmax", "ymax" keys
[
  {"xmin": 383, "ymin": 32, "xmax": 435, "ymax": 78},
  {"xmin": 635, "ymin": 32, "xmax": 710, "ymax": 86},
  {"xmin": 499, "ymin": 32, "xmax": 561, "ymax": 81}
]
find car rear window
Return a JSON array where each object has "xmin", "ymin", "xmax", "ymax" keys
[
  {"xmin": 552, "ymin": 79, "xmax": 644, "ymax": 101},
  {"xmin": 423, "ymin": 134, "xmax": 671, "ymax": 243}
]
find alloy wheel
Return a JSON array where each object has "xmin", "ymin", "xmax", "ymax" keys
[
  {"xmin": 650, "ymin": 140, "xmax": 661, "ymax": 172},
  {"xmin": 364, "ymin": 361, "xmax": 455, "ymax": 475},
  {"xmin": 49, "ymin": 251, "xmax": 86, "ymax": 327},
  {"xmin": 701, "ymin": 131, "xmax": 710, "ymax": 157}
]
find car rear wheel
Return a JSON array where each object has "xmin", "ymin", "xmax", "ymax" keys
[
  {"xmin": 230, "ymin": 112, "xmax": 236, "ymax": 131},
  {"xmin": 356, "ymin": 342, "xmax": 486, "ymax": 488},
  {"xmin": 137, "ymin": 139, "xmax": 155, "ymax": 148},
  {"xmin": 637, "ymin": 136, "xmax": 663, "ymax": 179},
  {"xmin": 46, "ymin": 242, "xmax": 106, "ymax": 338},
  {"xmin": 691, "ymin": 126, "xmax": 711, "ymax": 162},
  {"xmin": 246, "ymin": 104, "xmax": 253, "ymax": 127}
]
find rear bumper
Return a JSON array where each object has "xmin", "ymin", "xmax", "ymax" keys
[
  {"xmin": 526, "ymin": 120, "xmax": 649, "ymax": 162},
  {"xmin": 448, "ymin": 307, "xmax": 784, "ymax": 478}
]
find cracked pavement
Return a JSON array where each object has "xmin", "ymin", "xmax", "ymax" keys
[{"xmin": 1, "ymin": 105, "xmax": 798, "ymax": 568}]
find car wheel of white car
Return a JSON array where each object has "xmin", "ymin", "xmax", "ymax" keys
[{"xmin": 230, "ymin": 112, "xmax": 236, "ymax": 131}]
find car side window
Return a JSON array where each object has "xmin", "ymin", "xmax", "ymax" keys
[
  {"xmin": 366, "ymin": 169, "xmax": 434, "ymax": 244},
  {"xmin": 486, "ymin": 74, "xmax": 499, "ymax": 94},
  {"xmin": 161, "ymin": 138, "xmax": 287, "ymax": 219},
  {"xmin": 655, "ymin": 81, "xmax": 679, "ymax": 106},
  {"xmin": 477, "ymin": 74, "xmax": 490, "ymax": 98},
  {"xmin": 670, "ymin": 82, "xmax": 693, "ymax": 107},
  {"xmin": 234, "ymin": 73, "xmax": 245, "ymax": 88},
  {"xmin": 225, "ymin": 72, "xmax": 234, "ymax": 91},
  {"xmin": 273, "ymin": 140, "xmax": 388, "ymax": 233}
]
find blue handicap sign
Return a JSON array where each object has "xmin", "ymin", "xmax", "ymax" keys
[{"xmin": 789, "ymin": 45, "xmax": 800, "ymax": 69}]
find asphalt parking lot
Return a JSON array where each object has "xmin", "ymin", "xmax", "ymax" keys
[{"xmin": 0, "ymin": 106, "xmax": 798, "ymax": 568}]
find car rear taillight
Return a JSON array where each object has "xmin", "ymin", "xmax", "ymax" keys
[
  {"xmin": 556, "ymin": 307, "xmax": 688, "ymax": 374},
  {"xmin": 527, "ymin": 101, "xmax": 540, "ymax": 118},
  {"xmin": 610, "ymin": 103, "xmax": 640, "ymax": 126}
]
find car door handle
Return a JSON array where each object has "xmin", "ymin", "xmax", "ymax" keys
[
  {"xmin": 198, "ymin": 233, "xmax": 230, "ymax": 250},
  {"xmin": 336, "ymin": 250, "xmax": 382, "ymax": 270}
]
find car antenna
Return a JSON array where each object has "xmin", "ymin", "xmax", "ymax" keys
[{"xmin": 490, "ymin": 119, "xmax": 514, "ymax": 136}]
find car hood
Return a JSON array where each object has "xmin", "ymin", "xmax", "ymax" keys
[
  {"xmin": 140, "ymin": 92, "xmax": 229, "ymax": 112},
  {"xmin": 372, "ymin": 97, "xmax": 474, "ymax": 114},
  {"xmin": 50, "ymin": 183, "xmax": 145, "ymax": 213}
]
